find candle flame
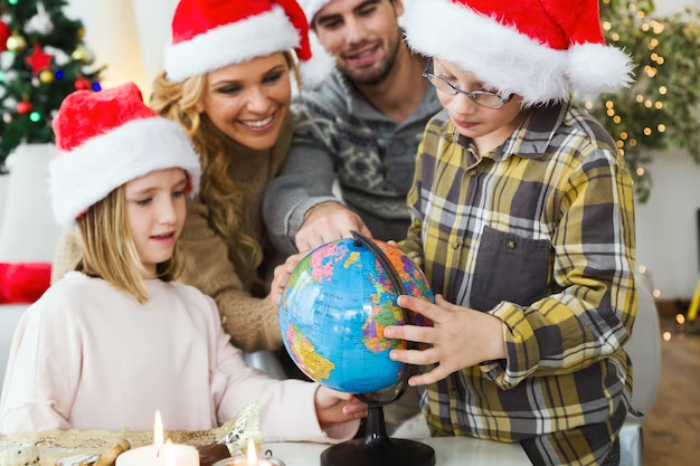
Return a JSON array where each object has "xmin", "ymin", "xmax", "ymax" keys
[
  {"xmin": 154, "ymin": 410, "xmax": 164, "ymax": 449},
  {"xmin": 247, "ymin": 438, "xmax": 257, "ymax": 465},
  {"xmin": 162, "ymin": 439, "xmax": 176, "ymax": 466}
]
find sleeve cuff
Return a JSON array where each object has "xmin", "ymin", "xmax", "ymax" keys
[{"xmin": 479, "ymin": 301, "xmax": 540, "ymax": 390}]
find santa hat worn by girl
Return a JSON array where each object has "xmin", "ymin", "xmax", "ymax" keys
[
  {"xmin": 164, "ymin": 0, "xmax": 334, "ymax": 88},
  {"xmin": 402, "ymin": 0, "xmax": 635, "ymax": 105},
  {"xmin": 49, "ymin": 83, "xmax": 202, "ymax": 228}
]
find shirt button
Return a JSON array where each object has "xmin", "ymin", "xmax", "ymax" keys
[
  {"xmin": 506, "ymin": 240, "xmax": 516, "ymax": 249},
  {"xmin": 469, "ymin": 171, "xmax": 478, "ymax": 177},
  {"xmin": 452, "ymin": 241, "xmax": 462, "ymax": 249}
]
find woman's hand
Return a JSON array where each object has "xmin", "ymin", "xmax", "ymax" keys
[
  {"xmin": 385, "ymin": 294, "xmax": 506, "ymax": 386},
  {"xmin": 268, "ymin": 253, "xmax": 306, "ymax": 305},
  {"xmin": 314, "ymin": 386, "xmax": 368, "ymax": 425}
]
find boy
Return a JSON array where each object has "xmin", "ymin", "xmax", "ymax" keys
[{"xmin": 385, "ymin": 1, "xmax": 638, "ymax": 465}]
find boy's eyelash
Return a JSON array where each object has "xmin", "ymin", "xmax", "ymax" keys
[{"xmin": 136, "ymin": 198, "xmax": 152, "ymax": 206}]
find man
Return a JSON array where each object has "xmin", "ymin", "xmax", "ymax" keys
[{"xmin": 263, "ymin": 0, "xmax": 442, "ymax": 255}]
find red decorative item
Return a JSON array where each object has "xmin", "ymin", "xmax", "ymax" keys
[
  {"xmin": 25, "ymin": 45, "xmax": 54, "ymax": 74},
  {"xmin": 74, "ymin": 77, "xmax": 91, "ymax": 90},
  {"xmin": 16, "ymin": 101, "xmax": 32, "ymax": 114},
  {"xmin": 0, "ymin": 21, "xmax": 10, "ymax": 53},
  {"xmin": 0, "ymin": 262, "xmax": 52, "ymax": 304}
]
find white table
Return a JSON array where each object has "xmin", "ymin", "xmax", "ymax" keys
[{"xmin": 262, "ymin": 437, "xmax": 530, "ymax": 465}]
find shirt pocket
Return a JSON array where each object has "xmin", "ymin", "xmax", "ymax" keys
[{"xmin": 470, "ymin": 226, "xmax": 550, "ymax": 312}]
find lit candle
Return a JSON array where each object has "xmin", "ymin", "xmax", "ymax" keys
[
  {"xmin": 215, "ymin": 439, "xmax": 286, "ymax": 466},
  {"xmin": 115, "ymin": 411, "xmax": 200, "ymax": 466}
]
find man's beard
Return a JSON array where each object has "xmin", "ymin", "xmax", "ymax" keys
[{"xmin": 338, "ymin": 31, "xmax": 402, "ymax": 86}]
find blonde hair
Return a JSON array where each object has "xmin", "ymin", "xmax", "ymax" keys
[
  {"xmin": 77, "ymin": 186, "xmax": 183, "ymax": 304},
  {"xmin": 150, "ymin": 51, "xmax": 300, "ymax": 289}
]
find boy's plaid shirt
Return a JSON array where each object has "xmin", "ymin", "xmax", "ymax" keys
[{"xmin": 401, "ymin": 103, "xmax": 638, "ymax": 466}]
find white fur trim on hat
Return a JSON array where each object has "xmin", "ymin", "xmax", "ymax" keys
[
  {"xmin": 299, "ymin": 0, "xmax": 334, "ymax": 25},
  {"xmin": 568, "ymin": 43, "xmax": 634, "ymax": 102},
  {"xmin": 402, "ymin": 0, "xmax": 569, "ymax": 105},
  {"xmin": 49, "ymin": 118, "xmax": 201, "ymax": 228},
  {"xmin": 164, "ymin": 6, "xmax": 301, "ymax": 82},
  {"xmin": 299, "ymin": 32, "xmax": 336, "ymax": 88}
]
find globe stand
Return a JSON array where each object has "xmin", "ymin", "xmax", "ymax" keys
[
  {"xmin": 320, "ymin": 406, "xmax": 435, "ymax": 466},
  {"xmin": 320, "ymin": 231, "xmax": 436, "ymax": 466}
]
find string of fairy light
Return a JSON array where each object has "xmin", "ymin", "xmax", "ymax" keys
[
  {"xmin": 584, "ymin": 0, "xmax": 668, "ymax": 182},
  {"xmin": 587, "ymin": 0, "xmax": 675, "ymax": 317}
]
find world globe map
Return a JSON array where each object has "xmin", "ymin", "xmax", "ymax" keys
[{"xmin": 280, "ymin": 238, "xmax": 434, "ymax": 394}]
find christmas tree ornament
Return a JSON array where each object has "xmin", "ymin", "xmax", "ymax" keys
[
  {"xmin": 16, "ymin": 101, "xmax": 32, "ymax": 115},
  {"xmin": 1, "ymin": 51, "xmax": 16, "ymax": 69},
  {"xmin": 25, "ymin": 45, "xmax": 53, "ymax": 73},
  {"xmin": 31, "ymin": 76, "xmax": 40, "ymax": 87},
  {"xmin": 2, "ymin": 113, "xmax": 12, "ymax": 123},
  {"xmin": 74, "ymin": 77, "xmax": 90, "ymax": 90},
  {"xmin": 4, "ymin": 97, "xmax": 17, "ymax": 109},
  {"xmin": 0, "ymin": 20, "xmax": 10, "ymax": 52},
  {"xmin": 44, "ymin": 45, "xmax": 69, "ymax": 65},
  {"xmin": 6, "ymin": 32, "xmax": 27, "ymax": 53},
  {"xmin": 77, "ymin": 28, "xmax": 85, "ymax": 38},
  {"xmin": 24, "ymin": 3, "xmax": 54, "ymax": 35},
  {"xmin": 71, "ymin": 45, "xmax": 92, "ymax": 64},
  {"xmin": 39, "ymin": 68, "xmax": 54, "ymax": 83},
  {"xmin": 2, "ymin": 69, "xmax": 17, "ymax": 83}
]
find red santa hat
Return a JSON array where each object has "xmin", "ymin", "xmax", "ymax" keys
[
  {"xmin": 402, "ymin": 0, "xmax": 635, "ymax": 105},
  {"xmin": 49, "ymin": 83, "xmax": 201, "ymax": 228},
  {"xmin": 164, "ymin": 0, "xmax": 334, "ymax": 88}
]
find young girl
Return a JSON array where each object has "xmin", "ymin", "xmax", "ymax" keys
[
  {"xmin": 382, "ymin": 1, "xmax": 637, "ymax": 466},
  {"xmin": 0, "ymin": 83, "xmax": 365, "ymax": 439}
]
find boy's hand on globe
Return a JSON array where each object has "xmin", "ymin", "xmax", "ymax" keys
[
  {"xmin": 314, "ymin": 386, "xmax": 368, "ymax": 425},
  {"xmin": 385, "ymin": 294, "xmax": 506, "ymax": 386},
  {"xmin": 269, "ymin": 253, "xmax": 306, "ymax": 305}
]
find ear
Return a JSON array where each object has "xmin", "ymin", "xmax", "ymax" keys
[{"xmin": 392, "ymin": 0, "xmax": 405, "ymax": 18}]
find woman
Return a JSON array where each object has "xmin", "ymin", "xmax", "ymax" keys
[{"xmin": 51, "ymin": 0, "xmax": 332, "ymax": 352}]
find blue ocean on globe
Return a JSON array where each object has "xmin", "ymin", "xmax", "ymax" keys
[{"xmin": 280, "ymin": 238, "xmax": 433, "ymax": 394}]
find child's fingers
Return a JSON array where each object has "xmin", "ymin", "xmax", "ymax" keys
[
  {"xmin": 397, "ymin": 295, "xmax": 445, "ymax": 323},
  {"xmin": 390, "ymin": 347, "xmax": 440, "ymax": 366},
  {"xmin": 408, "ymin": 364, "xmax": 453, "ymax": 387},
  {"xmin": 384, "ymin": 324, "xmax": 437, "ymax": 344}
]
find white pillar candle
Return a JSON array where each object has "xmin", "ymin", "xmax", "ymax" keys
[
  {"xmin": 115, "ymin": 411, "xmax": 199, "ymax": 466},
  {"xmin": 115, "ymin": 442, "xmax": 199, "ymax": 466}
]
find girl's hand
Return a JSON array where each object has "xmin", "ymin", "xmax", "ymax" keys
[
  {"xmin": 385, "ymin": 294, "xmax": 506, "ymax": 386},
  {"xmin": 314, "ymin": 386, "xmax": 368, "ymax": 425}
]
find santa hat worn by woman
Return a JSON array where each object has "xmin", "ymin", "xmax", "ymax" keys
[
  {"xmin": 164, "ymin": 0, "xmax": 334, "ymax": 88},
  {"xmin": 49, "ymin": 83, "xmax": 201, "ymax": 228},
  {"xmin": 402, "ymin": 0, "xmax": 635, "ymax": 105}
]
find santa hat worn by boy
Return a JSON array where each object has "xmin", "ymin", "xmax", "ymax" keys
[
  {"xmin": 164, "ymin": 0, "xmax": 334, "ymax": 88},
  {"xmin": 402, "ymin": 0, "xmax": 635, "ymax": 105},
  {"xmin": 49, "ymin": 83, "xmax": 202, "ymax": 228}
]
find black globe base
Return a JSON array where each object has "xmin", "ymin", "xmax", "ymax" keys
[
  {"xmin": 320, "ymin": 437, "xmax": 435, "ymax": 466},
  {"xmin": 321, "ymin": 406, "xmax": 435, "ymax": 466}
]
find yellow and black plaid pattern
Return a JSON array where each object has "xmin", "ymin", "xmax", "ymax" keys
[{"xmin": 401, "ymin": 103, "xmax": 638, "ymax": 466}]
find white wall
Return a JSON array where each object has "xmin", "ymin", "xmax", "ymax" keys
[
  {"xmin": 64, "ymin": 0, "xmax": 700, "ymax": 298},
  {"xmin": 65, "ymin": 0, "xmax": 178, "ymax": 98}
]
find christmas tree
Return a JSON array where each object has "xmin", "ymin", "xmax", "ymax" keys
[
  {"xmin": 0, "ymin": 0, "xmax": 103, "ymax": 171},
  {"xmin": 591, "ymin": 0, "xmax": 700, "ymax": 202}
]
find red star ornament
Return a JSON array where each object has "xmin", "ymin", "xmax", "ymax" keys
[{"xmin": 25, "ymin": 46, "xmax": 53, "ymax": 74}]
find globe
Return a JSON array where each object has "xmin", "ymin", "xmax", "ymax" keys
[{"xmin": 279, "ymin": 235, "xmax": 434, "ymax": 394}]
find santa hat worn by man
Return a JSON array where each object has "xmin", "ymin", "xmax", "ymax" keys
[
  {"xmin": 402, "ymin": 0, "xmax": 634, "ymax": 105},
  {"xmin": 49, "ymin": 83, "xmax": 202, "ymax": 228},
  {"xmin": 164, "ymin": 0, "xmax": 334, "ymax": 88}
]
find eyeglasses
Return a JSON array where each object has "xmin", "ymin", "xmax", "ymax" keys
[{"xmin": 422, "ymin": 60, "xmax": 513, "ymax": 109}]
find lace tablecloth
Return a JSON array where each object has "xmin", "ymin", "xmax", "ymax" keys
[{"xmin": 0, "ymin": 419, "xmax": 238, "ymax": 466}]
